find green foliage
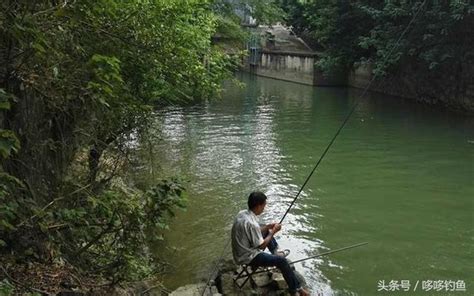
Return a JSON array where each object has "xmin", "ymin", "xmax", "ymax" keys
[
  {"xmin": 0, "ymin": 130, "xmax": 20, "ymax": 159},
  {"xmin": 212, "ymin": 0, "xmax": 286, "ymax": 48},
  {"xmin": 51, "ymin": 178, "xmax": 187, "ymax": 281},
  {"xmin": 0, "ymin": 89, "xmax": 21, "ymax": 240},
  {"xmin": 0, "ymin": 0, "xmax": 286, "ymax": 285},
  {"xmin": 281, "ymin": 0, "xmax": 472, "ymax": 77},
  {"xmin": 0, "ymin": 0, "xmax": 260, "ymax": 285},
  {"xmin": 0, "ymin": 173, "xmax": 186, "ymax": 281},
  {"xmin": 0, "ymin": 89, "xmax": 20, "ymax": 159},
  {"xmin": 0, "ymin": 197, "xmax": 18, "ymax": 233},
  {"xmin": 87, "ymin": 54, "xmax": 123, "ymax": 107},
  {"xmin": 0, "ymin": 280, "xmax": 40, "ymax": 296},
  {"xmin": 0, "ymin": 178, "xmax": 25, "ymax": 253},
  {"xmin": 294, "ymin": 0, "xmax": 372, "ymax": 74},
  {"xmin": 0, "ymin": 89, "xmax": 14, "ymax": 110},
  {"xmin": 357, "ymin": 1, "xmax": 472, "ymax": 76},
  {"xmin": 245, "ymin": 0, "xmax": 287, "ymax": 25},
  {"xmin": 0, "ymin": 279, "xmax": 14, "ymax": 296},
  {"xmin": 213, "ymin": 0, "xmax": 285, "ymax": 26},
  {"xmin": 279, "ymin": 0, "xmax": 307, "ymax": 35}
]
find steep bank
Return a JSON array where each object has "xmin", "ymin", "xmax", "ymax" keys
[
  {"xmin": 348, "ymin": 61, "xmax": 474, "ymax": 112},
  {"xmin": 239, "ymin": 24, "xmax": 474, "ymax": 112},
  {"xmin": 277, "ymin": 1, "xmax": 474, "ymax": 113}
]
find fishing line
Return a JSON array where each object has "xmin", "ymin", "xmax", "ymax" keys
[
  {"xmin": 279, "ymin": 0, "xmax": 427, "ymax": 224},
  {"xmin": 200, "ymin": 1, "xmax": 426, "ymax": 294},
  {"xmin": 236, "ymin": 242, "xmax": 369, "ymax": 278}
]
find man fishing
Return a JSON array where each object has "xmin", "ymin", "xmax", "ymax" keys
[{"xmin": 231, "ymin": 191, "xmax": 310, "ymax": 296}]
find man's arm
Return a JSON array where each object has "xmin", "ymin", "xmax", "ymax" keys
[{"xmin": 258, "ymin": 223, "xmax": 281, "ymax": 250}]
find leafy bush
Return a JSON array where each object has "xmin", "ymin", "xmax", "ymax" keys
[
  {"xmin": 0, "ymin": 0, "xmax": 231, "ymax": 283},
  {"xmin": 0, "ymin": 279, "xmax": 14, "ymax": 296},
  {"xmin": 281, "ymin": 0, "xmax": 472, "ymax": 76}
]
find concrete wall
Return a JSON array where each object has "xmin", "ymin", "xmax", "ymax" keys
[
  {"xmin": 249, "ymin": 51, "xmax": 346, "ymax": 86},
  {"xmin": 253, "ymin": 52, "xmax": 315, "ymax": 85},
  {"xmin": 245, "ymin": 45, "xmax": 473, "ymax": 111},
  {"xmin": 348, "ymin": 62, "xmax": 474, "ymax": 112}
]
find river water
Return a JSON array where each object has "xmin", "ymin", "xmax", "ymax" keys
[{"xmin": 150, "ymin": 73, "xmax": 473, "ymax": 295}]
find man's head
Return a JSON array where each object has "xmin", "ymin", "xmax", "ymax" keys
[{"xmin": 248, "ymin": 191, "xmax": 267, "ymax": 215}]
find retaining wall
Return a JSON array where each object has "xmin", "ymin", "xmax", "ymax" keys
[{"xmin": 348, "ymin": 61, "xmax": 474, "ymax": 112}]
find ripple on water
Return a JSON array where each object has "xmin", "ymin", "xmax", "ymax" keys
[{"xmin": 151, "ymin": 74, "xmax": 473, "ymax": 294}]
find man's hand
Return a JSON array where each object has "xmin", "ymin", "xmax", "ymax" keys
[
  {"xmin": 259, "ymin": 223, "xmax": 282, "ymax": 250},
  {"xmin": 271, "ymin": 223, "xmax": 282, "ymax": 234},
  {"xmin": 263, "ymin": 223, "xmax": 276, "ymax": 232}
]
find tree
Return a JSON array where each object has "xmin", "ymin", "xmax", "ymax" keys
[
  {"xmin": 0, "ymin": 0, "xmax": 237, "ymax": 283},
  {"xmin": 280, "ymin": 0, "xmax": 473, "ymax": 77}
]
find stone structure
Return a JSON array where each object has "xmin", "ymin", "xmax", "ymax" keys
[
  {"xmin": 245, "ymin": 25, "xmax": 345, "ymax": 86},
  {"xmin": 243, "ymin": 25, "xmax": 473, "ymax": 112},
  {"xmin": 257, "ymin": 50, "xmax": 317, "ymax": 86},
  {"xmin": 169, "ymin": 259, "xmax": 307, "ymax": 296},
  {"xmin": 169, "ymin": 283, "xmax": 221, "ymax": 296},
  {"xmin": 348, "ymin": 61, "xmax": 474, "ymax": 112}
]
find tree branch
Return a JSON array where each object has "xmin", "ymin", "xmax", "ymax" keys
[{"xmin": 73, "ymin": 211, "xmax": 117, "ymax": 257}]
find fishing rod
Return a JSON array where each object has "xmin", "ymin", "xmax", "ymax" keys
[
  {"xmin": 278, "ymin": 100, "xmax": 358, "ymax": 225},
  {"xmin": 291, "ymin": 241, "xmax": 368, "ymax": 264},
  {"xmin": 235, "ymin": 242, "xmax": 368, "ymax": 280},
  {"xmin": 279, "ymin": 0, "xmax": 427, "ymax": 225}
]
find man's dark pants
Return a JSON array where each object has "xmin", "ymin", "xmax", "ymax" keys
[{"xmin": 249, "ymin": 234, "xmax": 300, "ymax": 293}]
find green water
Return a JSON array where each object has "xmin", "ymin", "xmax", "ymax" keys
[{"xmin": 150, "ymin": 73, "xmax": 473, "ymax": 295}]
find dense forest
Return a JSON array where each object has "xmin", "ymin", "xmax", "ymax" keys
[
  {"xmin": 283, "ymin": 0, "xmax": 471, "ymax": 73},
  {"xmin": 0, "ymin": 0, "xmax": 280, "ymax": 293},
  {"xmin": 0, "ymin": 0, "xmax": 472, "ymax": 294},
  {"xmin": 281, "ymin": 0, "xmax": 473, "ymax": 109}
]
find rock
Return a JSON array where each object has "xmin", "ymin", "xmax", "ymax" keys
[
  {"xmin": 235, "ymin": 265, "xmax": 245, "ymax": 274},
  {"xmin": 110, "ymin": 287, "xmax": 134, "ymax": 296},
  {"xmin": 57, "ymin": 292, "xmax": 85, "ymax": 296},
  {"xmin": 125, "ymin": 279, "xmax": 165, "ymax": 296},
  {"xmin": 271, "ymin": 272, "xmax": 288, "ymax": 290},
  {"xmin": 219, "ymin": 259, "xmax": 237, "ymax": 273},
  {"xmin": 234, "ymin": 275, "xmax": 247, "ymax": 288},
  {"xmin": 220, "ymin": 272, "xmax": 237, "ymax": 295},
  {"xmin": 210, "ymin": 285, "xmax": 219, "ymax": 294},
  {"xmin": 219, "ymin": 271, "xmax": 262, "ymax": 295},
  {"xmin": 169, "ymin": 258, "xmax": 309, "ymax": 296},
  {"xmin": 252, "ymin": 272, "xmax": 272, "ymax": 287},
  {"xmin": 265, "ymin": 290, "xmax": 287, "ymax": 296},
  {"xmin": 169, "ymin": 283, "xmax": 213, "ymax": 296}
]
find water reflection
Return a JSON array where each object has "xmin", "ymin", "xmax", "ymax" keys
[
  {"xmin": 150, "ymin": 73, "xmax": 473, "ymax": 295},
  {"xmin": 152, "ymin": 77, "xmax": 336, "ymax": 293}
]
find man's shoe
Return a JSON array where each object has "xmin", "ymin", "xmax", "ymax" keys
[
  {"xmin": 290, "ymin": 288, "xmax": 310, "ymax": 296},
  {"xmin": 297, "ymin": 288, "xmax": 310, "ymax": 296},
  {"xmin": 274, "ymin": 248, "xmax": 290, "ymax": 258}
]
